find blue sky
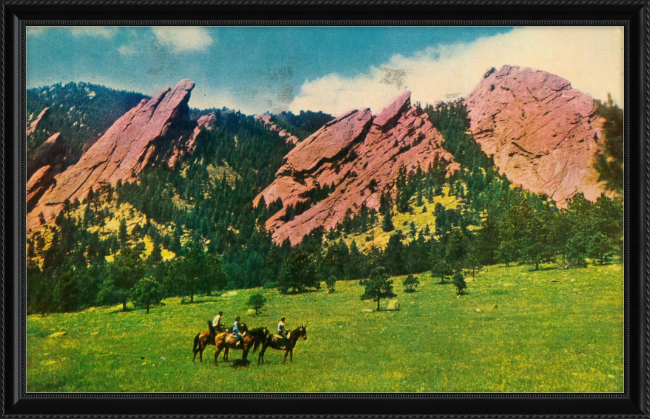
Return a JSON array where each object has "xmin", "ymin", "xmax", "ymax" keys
[{"xmin": 27, "ymin": 26, "xmax": 623, "ymax": 115}]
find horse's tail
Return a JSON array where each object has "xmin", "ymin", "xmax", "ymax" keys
[
  {"xmin": 252, "ymin": 330, "xmax": 266, "ymax": 354},
  {"xmin": 252, "ymin": 336, "xmax": 262, "ymax": 354},
  {"xmin": 193, "ymin": 333, "xmax": 200, "ymax": 352}
]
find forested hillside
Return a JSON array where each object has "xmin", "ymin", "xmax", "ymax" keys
[
  {"xmin": 26, "ymin": 82, "xmax": 624, "ymax": 317},
  {"xmin": 27, "ymin": 82, "xmax": 147, "ymax": 176}
]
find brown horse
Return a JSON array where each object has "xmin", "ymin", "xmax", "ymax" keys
[
  {"xmin": 213, "ymin": 326, "xmax": 268, "ymax": 366},
  {"xmin": 258, "ymin": 325, "xmax": 307, "ymax": 365},
  {"xmin": 192, "ymin": 321, "xmax": 235, "ymax": 362}
]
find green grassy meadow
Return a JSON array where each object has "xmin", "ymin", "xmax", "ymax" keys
[{"xmin": 26, "ymin": 263, "xmax": 624, "ymax": 393}]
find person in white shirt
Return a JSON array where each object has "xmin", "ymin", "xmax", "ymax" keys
[
  {"xmin": 278, "ymin": 317, "xmax": 288, "ymax": 347},
  {"xmin": 212, "ymin": 311, "xmax": 224, "ymax": 332}
]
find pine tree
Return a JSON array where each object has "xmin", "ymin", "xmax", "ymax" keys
[
  {"xmin": 403, "ymin": 274, "xmax": 420, "ymax": 293},
  {"xmin": 131, "ymin": 276, "xmax": 162, "ymax": 314},
  {"xmin": 382, "ymin": 210, "xmax": 394, "ymax": 232},
  {"xmin": 361, "ymin": 266, "xmax": 396, "ymax": 311},
  {"xmin": 452, "ymin": 271, "xmax": 467, "ymax": 296},
  {"xmin": 326, "ymin": 276, "xmax": 337, "ymax": 293},
  {"xmin": 247, "ymin": 293, "xmax": 267, "ymax": 315},
  {"xmin": 102, "ymin": 247, "xmax": 145, "ymax": 311},
  {"xmin": 119, "ymin": 218, "xmax": 128, "ymax": 246}
]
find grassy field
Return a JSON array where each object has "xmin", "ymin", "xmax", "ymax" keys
[{"xmin": 26, "ymin": 262, "xmax": 624, "ymax": 393}]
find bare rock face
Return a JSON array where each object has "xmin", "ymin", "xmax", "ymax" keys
[
  {"xmin": 256, "ymin": 92, "xmax": 458, "ymax": 245},
  {"xmin": 466, "ymin": 65, "xmax": 608, "ymax": 205},
  {"xmin": 27, "ymin": 79, "xmax": 195, "ymax": 231},
  {"xmin": 27, "ymin": 165, "xmax": 55, "ymax": 212},
  {"xmin": 27, "ymin": 107, "xmax": 49, "ymax": 136},
  {"xmin": 255, "ymin": 114, "xmax": 300, "ymax": 145}
]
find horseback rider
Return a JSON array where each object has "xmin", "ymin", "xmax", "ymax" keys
[
  {"xmin": 232, "ymin": 316, "xmax": 244, "ymax": 347},
  {"xmin": 278, "ymin": 317, "xmax": 288, "ymax": 347},
  {"xmin": 212, "ymin": 311, "xmax": 224, "ymax": 332}
]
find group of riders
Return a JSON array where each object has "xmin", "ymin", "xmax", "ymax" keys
[
  {"xmin": 212, "ymin": 311, "xmax": 289, "ymax": 348},
  {"xmin": 193, "ymin": 310, "xmax": 307, "ymax": 364}
]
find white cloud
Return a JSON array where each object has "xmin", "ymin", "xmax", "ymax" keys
[
  {"xmin": 27, "ymin": 26, "xmax": 118, "ymax": 39},
  {"xmin": 151, "ymin": 27, "xmax": 214, "ymax": 54},
  {"xmin": 26, "ymin": 27, "xmax": 47, "ymax": 37},
  {"xmin": 289, "ymin": 26, "xmax": 624, "ymax": 115},
  {"xmin": 68, "ymin": 27, "xmax": 118, "ymax": 39},
  {"xmin": 117, "ymin": 44, "xmax": 138, "ymax": 56}
]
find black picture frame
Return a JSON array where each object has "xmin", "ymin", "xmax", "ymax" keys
[{"xmin": 3, "ymin": 1, "xmax": 647, "ymax": 416}]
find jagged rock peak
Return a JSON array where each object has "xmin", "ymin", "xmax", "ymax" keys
[
  {"xmin": 282, "ymin": 108, "xmax": 373, "ymax": 174},
  {"xmin": 256, "ymin": 92, "xmax": 458, "ymax": 245},
  {"xmin": 27, "ymin": 79, "xmax": 196, "ymax": 231},
  {"xmin": 373, "ymin": 91, "xmax": 411, "ymax": 128},
  {"xmin": 27, "ymin": 107, "xmax": 49, "ymax": 136},
  {"xmin": 255, "ymin": 114, "xmax": 300, "ymax": 146},
  {"xmin": 466, "ymin": 65, "xmax": 607, "ymax": 205}
]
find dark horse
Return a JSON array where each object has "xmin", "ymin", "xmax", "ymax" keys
[
  {"xmin": 213, "ymin": 326, "xmax": 269, "ymax": 366},
  {"xmin": 258, "ymin": 325, "xmax": 307, "ymax": 365},
  {"xmin": 192, "ymin": 321, "xmax": 237, "ymax": 362}
]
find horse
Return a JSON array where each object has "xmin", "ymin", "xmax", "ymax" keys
[
  {"xmin": 258, "ymin": 325, "xmax": 307, "ymax": 365},
  {"xmin": 213, "ymin": 326, "xmax": 269, "ymax": 366},
  {"xmin": 192, "ymin": 321, "xmax": 235, "ymax": 362}
]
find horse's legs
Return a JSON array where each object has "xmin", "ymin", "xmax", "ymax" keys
[
  {"xmin": 258, "ymin": 347, "xmax": 266, "ymax": 365},
  {"xmin": 199, "ymin": 344, "xmax": 205, "ymax": 362},
  {"xmin": 223, "ymin": 347, "xmax": 229, "ymax": 362},
  {"xmin": 214, "ymin": 347, "xmax": 223, "ymax": 366},
  {"xmin": 290, "ymin": 349, "xmax": 293, "ymax": 363},
  {"xmin": 283, "ymin": 350, "xmax": 289, "ymax": 364}
]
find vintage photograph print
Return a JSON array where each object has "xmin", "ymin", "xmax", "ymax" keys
[{"xmin": 25, "ymin": 26, "xmax": 624, "ymax": 393}]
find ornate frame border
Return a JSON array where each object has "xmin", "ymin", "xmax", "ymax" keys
[{"xmin": 2, "ymin": 1, "xmax": 647, "ymax": 417}]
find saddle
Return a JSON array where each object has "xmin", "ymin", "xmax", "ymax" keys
[
  {"xmin": 273, "ymin": 332, "xmax": 291, "ymax": 340},
  {"xmin": 225, "ymin": 332, "xmax": 246, "ymax": 344}
]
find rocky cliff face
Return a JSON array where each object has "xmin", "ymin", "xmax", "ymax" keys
[
  {"xmin": 255, "ymin": 113, "xmax": 300, "ymax": 145},
  {"xmin": 27, "ymin": 165, "xmax": 55, "ymax": 213},
  {"xmin": 256, "ymin": 91, "xmax": 459, "ymax": 245},
  {"xmin": 466, "ymin": 65, "xmax": 608, "ymax": 205},
  {"xmin": 27, "ymin": 107, "xmax": 49, "ymax": 136},
  {"xmin": 27, "ymin": 79, "xmax": 196, "ymax": 231}
]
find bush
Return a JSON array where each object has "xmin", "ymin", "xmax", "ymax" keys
[
  {"xmin": 452, "ymin": 272, "xmax": 467, "ymax": 296},
  {"xmin": 326, "ymin": 276, "xmax": 337, "ymax": 294},
  {"xmin": 403, "ymin": 274, "xmax": 419, "ymax": 293}
]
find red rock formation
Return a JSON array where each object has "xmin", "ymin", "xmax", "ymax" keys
[
  {"xmin": 27, "ymin": 79, "xmax": 195, "ymax": 231},
  {"xmin": 27, "ymin": 107, "xmax": 49, "ymax": 136},
  {"xmin": 256, "ymin": 91, "xmax": 458, "ymax": 245},
  {"xmin": 27, "ymin": 165, "xmax": 55, "ymax": 213},
  {"xmin": 255, "ymin": 114, "xmax": 300, "ymax": 145},
  {"xmin": 466, "ymin": 65, "xmax": 608, "ymax": 205}
]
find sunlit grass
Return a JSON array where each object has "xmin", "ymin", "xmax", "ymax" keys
[
  {"xmin": 344, "ymin": 187, "xmax": 458, "ymax": 252},
  {"xmin": 26, "ymin": 262, "xmax": 623, "ymax": 393}
]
